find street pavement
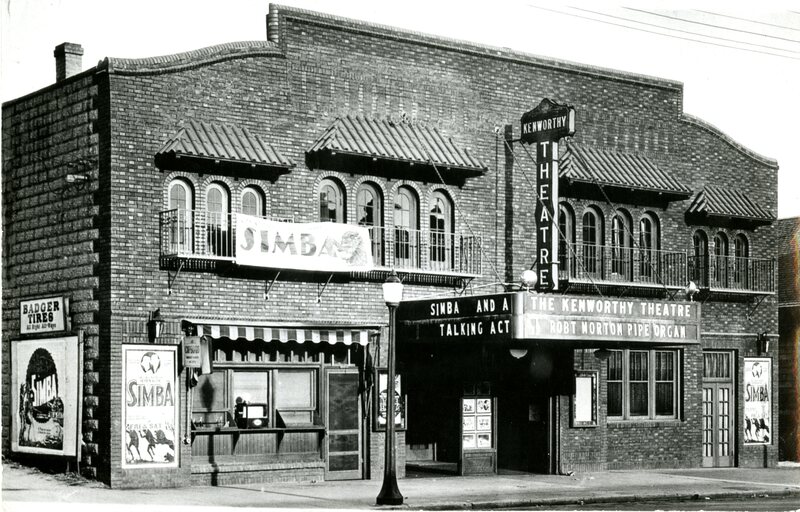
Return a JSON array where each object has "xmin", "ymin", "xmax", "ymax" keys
[{"xmin": 2, "ymin": 460, "xmax": 800, "ymax": 511}]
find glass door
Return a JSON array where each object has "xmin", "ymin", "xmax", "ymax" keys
[
  {"xmin": 702, "ymin": 351, "xmax": 734, "ymax": 467},
  {"xmin": 325, "ymin": 370, "xmax": 362, "ymax": 480}
]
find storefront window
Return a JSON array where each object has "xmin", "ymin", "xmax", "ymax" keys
[
  {"xmin": 607, "ymin": 349, "xmax": 679, "ymax": 420},
  {"xmin": 276, "ymin": 369, "xmax": 316, "ymax": 425}
]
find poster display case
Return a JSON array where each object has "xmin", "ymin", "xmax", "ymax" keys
[{"xmin": 459, "ymin": 382, "xmax": 496, "ymax": 475}]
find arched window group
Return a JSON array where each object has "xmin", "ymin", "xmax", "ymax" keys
[
  {"xmin": 557, "ymin": 204, "xmax": 662, "ymax": 284},
  {"xmin": 316, "ymin": 179, "xmax": 455, "ymax": 270},
  {"xmin": 694, "ymin": 230, "xmax": 749, "ymax": 289},
  {"xmin": 167, "ymin": 179, "xmax": 266, "ymax": 257}
]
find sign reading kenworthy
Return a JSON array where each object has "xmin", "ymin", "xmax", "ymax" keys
[
  {"xmin": 517, "ymin": 294, "xmax": 700, "ymax": 344},
  {"xmin": 235, "ymin": 216, "xmax": 374, "ymax": 272},
  {"xmin": 398, "ymin": 293, "xmax": 515, "ymax": 342},
  {"xmin": 19, "ymin": 297, "xmax": 69, "ymax": 335},
  {"xmin": 520, "ymin": 99, "xmax": 576, "ymax": 291}
]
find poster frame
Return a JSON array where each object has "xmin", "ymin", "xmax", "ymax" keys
[
  {"xmin": 121, "ymin": 344, "xmax": 180, "ymax": 468},
  {"xmin": 10, "ymin": 335, "xmax": 80, "ymax": 457},
  {"xmin": 572, "ymin": 370, "xmax": 598, "ymax": 428},
  {"xmin": 743, "ymin": 357, "xmax": 772, "ymax": 446},
  {"xmin": 373, "ymin": 368, "xmax": 406, "ymax": 431}
]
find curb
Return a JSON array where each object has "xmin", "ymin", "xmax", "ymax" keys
[{"xmin": 392, "ymin": 489, "xmax": 800, "ymax": 510}]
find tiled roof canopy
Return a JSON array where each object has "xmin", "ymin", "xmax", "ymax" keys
[
  {"xmin": 155, "ymin": 120, "xmax": 294, "ymax": 176},
  {"xmin": 560, "ymin": 143, "xmax": 691, "ymax": 198},
  {"xmin": 686, "ymin": 185, "xmax": 774, "ymax": 225},
  {"xmin": 307, "ymin": 116, "xmax": 487, "ymax": 180}
]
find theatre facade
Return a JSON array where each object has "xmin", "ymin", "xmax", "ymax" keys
[{"xmin": 2, "ymin": 4, "xmax": 779, "ymax": 488}]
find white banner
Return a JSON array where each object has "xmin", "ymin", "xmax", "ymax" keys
[
  {"xmin": 122, "ymin": 345, "xmax": 179, "ymax": 468},
  {"xmin": 744, "ymin": 357, "xmax": 772, "ymax": 445},
  {"xmin": 11, "ymin": 336, "xmax": 79, "ymax": 456},
  {"xmin": 235, "ymin": 216, "xmax": 374, "ymax": 271}
]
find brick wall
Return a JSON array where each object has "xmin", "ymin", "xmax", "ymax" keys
[{"xmin": 2, "ymin": 72, "xmax": 103, "ymax": 478}]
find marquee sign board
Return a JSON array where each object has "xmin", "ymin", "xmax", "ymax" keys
[
  {"xmin": 398, "ymin": 293, "xmax": 515, "ymax": 342},
  {"xmin": 520, "ymin": 99, "xmax": 576, "ymax": 291}
]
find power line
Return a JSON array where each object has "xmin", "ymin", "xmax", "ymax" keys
[
  {"xmin": 572, "ymin": 7, "xmax": 800, "ymax": 54},
  {"xmin": 696, "ymin": 10, "xmax": 800, "ymax": 32},
  {"xmin": 526, "ymin": 4, "xmax": 800, "ymax": 61},
  {"xmin": 625, "ymin": 8, "xmax": 800, "ymax": 44}
]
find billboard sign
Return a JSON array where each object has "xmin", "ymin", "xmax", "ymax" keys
[{"xmin": 11, "ymin": 336, "xmax": 80, "ymax": 456}]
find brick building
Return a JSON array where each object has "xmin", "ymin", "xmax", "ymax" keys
[
  {"xmin": 2, "ymin": 5, "xmax": 779, "ymax": 488},
  {"xmin": 777, "ymin": 217, "xmax": 800, "ymax": 462}
]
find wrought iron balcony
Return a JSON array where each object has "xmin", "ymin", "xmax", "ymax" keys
[
  {"xmin": 688, "ymin": 255, "xmax": 775, "ymax": 294},
  {"xmin": 159, "ymin": 209, "xmax": 482, "ymax": 277},
  {"xmin": 559, "ymin": 243, "xmax": 687, "ymax": 289}
]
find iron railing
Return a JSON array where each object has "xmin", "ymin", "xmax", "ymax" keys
[
  {"xmin": 159, "ymin": 209, "xmax": 482, "ymax": 275},
  {"xmin": 559, "ymin": 243, "xmax": 687, "ymax": 288},
  {"xmin": 689, "ymin": 255, "xmax": 775, "ymax": 293}
]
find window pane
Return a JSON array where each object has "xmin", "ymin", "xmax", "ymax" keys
[
  {"xmin": 193, "ymin": 372, "xmax": 226, "ymax": 411},
  {"xmin": 276, "ymin": 370, "xmax": 314, "ymax": 409},
  {"xmin": 656, "ymin": 382, "xmax": 674, "ymax": 416},
  {"xmin": 608, "ymin": 351, "xmax": 623, "ymax": 380},
  {"xmin": 242, "ymin": 190, "xmax": 260, "ymax": 216},
  {"xmin": 608, "ymin": 382, "xmax": 622, "ymax": 416},
  {"xmin": 630, "ymin": 383, "xmax": 648, "ymax": 415},
  {"xmin": 232, "ymin": 372, "xmax": 269, "ymax": 404},
  {"xmin": 629, "ymin": 351, "xmax": 648, "ymax": 381}
]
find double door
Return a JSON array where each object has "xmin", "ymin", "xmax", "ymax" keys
[{"xmin": 702, "ymin": 351, "xmax": 735, "ymax": 467}]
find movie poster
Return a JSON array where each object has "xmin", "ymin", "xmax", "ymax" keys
[
  {"xmin": 122, "ymin": 345, "xmax": 179, "ymax": 468},
  {"xmin": 744, "ymin": 357, "xmax": 771, "ymax": 445},
  {"xmin": 11, "ymin": 336, "xmax": 80, "ymax": 456}
]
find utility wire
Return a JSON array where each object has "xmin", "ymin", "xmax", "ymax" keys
[
  {"xmin": 625, "ymin": 8, "xmax": 800, "ymax": 44},
  {"xmin": 527, "ymin": 4, "xmax": 800, "ymax": 60},
  {"xmin": 572, "ymin": 7, "xmax": 800, "ymax": 54},
  {"xmin": 696, "ymin": 10, "xmax": 800, "ymax": 32}
]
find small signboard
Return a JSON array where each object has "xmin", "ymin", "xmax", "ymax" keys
[
  {"xmin": 182, "ymin": 336, "xmax": 202, "ymax": 368},
  {"xmin": 19, "ymin": 297, "xmax": 69, "ymax": 335}
]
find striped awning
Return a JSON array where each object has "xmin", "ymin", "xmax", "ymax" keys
[{"xmin": 193, "ymin": 323, "xmax": 372, "ymax": 346}]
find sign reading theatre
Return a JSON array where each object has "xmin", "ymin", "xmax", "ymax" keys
[{"xmin": 519, "ymin": 99, "xmax": 576, "ymax": 291}]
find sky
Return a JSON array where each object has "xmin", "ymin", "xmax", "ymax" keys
[{"xmin": 1, "ymin": 0, "xmax": 798, "ymax": 218}]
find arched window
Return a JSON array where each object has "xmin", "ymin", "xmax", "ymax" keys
[
  {"xmin": 357, "ymin": 183, "xmax": 383, "ymax": 265},
  {"xmin": 393, "ymin": 186, "xmax": 419, "ymax": 268},
  {"xmin": 713, "ymin": 232, "xmax": 729, "ymax": 287},
  {"xmin": 241, "ymin": 186, "xmax": 264, "ymax": 217},
  {"xmin": 611, "ymin": 209, "xmax": 632, "ymax": 280},
  {"xmin": 581, "ymin": 207, "xmax": 603, "ymax": 277},
  {"xmin": 733, "ymin": 234, "xmax": 749, "ymax": 288},
  {"xmin": 168, "ymin": 179, "xmax": 193, "ymax": 254},
  {"xmin": 319, "ymin": 178, "xmax": 345, "ymax": 223},
  {"xmin": 691, "ymin": 230, "xmax": 709, "ymax": 287},
  {"xmin": 558, "ymin": 203, "xmax": 576, "ymax": 278},
  {"xmin": 206, "ymin": 183, "xmax": 230, "ymax": 257},
  {"xmin": 429, "ymin": 191, "xmax": 454, "ymax": 270},
  {"xmin": 638, "ymin": 213, "xmax": 660, "ymax": 280}
]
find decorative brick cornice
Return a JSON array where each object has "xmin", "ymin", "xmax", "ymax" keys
[
  {"xmin": 680, "ymin": 113, "xmax": 779, "ymax": 169},
  {"xmin": 271, "ymin": 3, "xmax": 684, "ymax": 92},
  {"xmin": 100, "ymin": 41, "xmax": 283, "ymax": 75}
]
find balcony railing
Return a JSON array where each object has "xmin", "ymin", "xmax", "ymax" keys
[
  {"xmin": 559, "ymin": 243, "xmax": 687, "ymax": 288},
  {"xmin": 689, "ymin": 255, "xmax": 775, "ymax": 293},
  {"xmin": 159, "ymin": 209, "xmax": 482, "ymax": 275}
]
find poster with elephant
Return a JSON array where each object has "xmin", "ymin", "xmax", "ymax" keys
[
  {"xmin": 122, "ymin": 345, "xmax": 179, "ymax": 468},
  {"xmin": 11, "ymin": 336, "xmax": 80, "ymax": 456},
  {"xmin": 743, "ymin": 357, "xmax": 771, "ymax": 445}
]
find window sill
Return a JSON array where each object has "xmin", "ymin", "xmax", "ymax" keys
[{"xmin": 607, "ymin": 419, "xmax": 683, "ymax": 428}]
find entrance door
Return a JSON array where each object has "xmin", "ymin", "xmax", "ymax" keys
[
  {"xmin": 325, "ymin": 370, "xmax": 362, "ymax": 480},
  {"xmin": 702, "ymin": 351, "xmax": 735, "ymax": 467}
]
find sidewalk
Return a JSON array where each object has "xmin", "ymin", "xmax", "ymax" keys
[{"xmin": 2, "ymin": 461, "xmax": 800, "ymax": 510}]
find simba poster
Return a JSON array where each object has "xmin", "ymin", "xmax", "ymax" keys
[
  {"xmin": 744, "ymin": 357, "xmax": 772, "ymax": 445},
  {"xmin": 122, "ymin": 345, "xmax": 179, "ymax": 468},
  {"xmin": 11, "ymin": 336, "xmax": 80, "ymax": 456}
]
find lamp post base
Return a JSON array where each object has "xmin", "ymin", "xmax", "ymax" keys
[{"xmin": 376, "ymin": 474, "xmax": 404, "ymax": 505}]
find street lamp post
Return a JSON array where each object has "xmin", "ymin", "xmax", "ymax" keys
[{"xmin": 377, "ymin": 270, "xmax": 404, "ymax": 506}]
